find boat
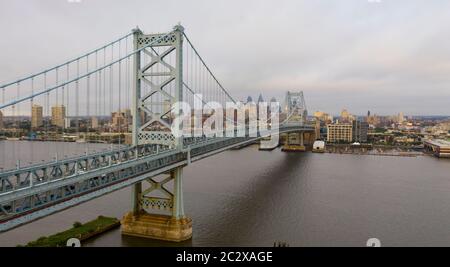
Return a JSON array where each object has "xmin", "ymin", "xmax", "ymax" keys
[{"xmin": 312, "ymin": 140, "xmax": 325, "ymax": 153}]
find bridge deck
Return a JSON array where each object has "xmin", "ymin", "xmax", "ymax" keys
[{"xmin": 0, "ymin": 126, "xmax": 313, "ymax": 232}]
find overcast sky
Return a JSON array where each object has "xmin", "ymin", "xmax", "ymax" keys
[{"xmin": 1, "ymin": 0, "xmax": 450, "ymax": 116}]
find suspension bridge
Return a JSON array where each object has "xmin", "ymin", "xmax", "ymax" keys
[{"xmin": 0, "ymin": 25, "xmax": 314, "ymax": 241}]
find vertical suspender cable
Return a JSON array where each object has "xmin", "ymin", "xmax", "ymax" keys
[
  {"xmin": 86, "ymin": 55, "xmax": 90, "ymax": 153},
  {"xmin": 64, "ymin": 64, "xmax": 69, "ymax": 159},
  {"xmin": 45, "ymin": 72, "xmax": 50, "ymax": 159},
  {"xmin": 95, "ymin": 51, "xmax": 98, "ymax": 146},
  {"xmin": 103, "ymin": 48, "xmax": 106, "ymax": 124},
  {"xmin": 110, "ymin": 44, "xmax": 114, "ymax": 146},
  {"xmin": 126, "ymin": 37, "xmax": 130, "ymax": 121},
  {"xmin": 55, "ymin": 67, "xmax": 59, "ymax": 106},
  {"xmin": 55, "ymin": 67, "xmax": 60, "ymax": 160},
  {"xmin": 118, "ymin": 40, "xmax": 122, "ymax": 148},
  {"xmin": 1, "ymin": 86, "xmax": 3, "ymax": 170},
  {"xmin": 76, "ymin": 60, "xmax": 80, "ymax": 142},
  {"xmin": 30, "ymin": 78, "xmax": 34, "ymax": 164}
]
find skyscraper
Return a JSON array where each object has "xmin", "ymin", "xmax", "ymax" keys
[
  {"xmin": 51, "ymin": 105, "xmax": 66, "ymax": 128},
  {"xmin": 31, "ymin": 104, "xmax": 43, "ymax": 128},
  {"xmin": 340, "ymin": 109, "xmax": 355, "ymax": 122},
  {"xmin": 91, "ymin": 116, "xmax": 99, "ymax": 129},
  {"xmin": 398, "ymin": 112, "xmax": 405, "ymax": 124},
  {"xmin": 257, "ymin": 94, "xmax": 264, "ymax": 104},
  {"xmin": 111, "ymin": 109, "xmax": 131, "ymax": 131}
]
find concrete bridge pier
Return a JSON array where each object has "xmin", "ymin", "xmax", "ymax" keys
[
  {"xmin": 121, "ymin": 166, "xmax": 192, "ymax": 242},
  {"xmin": 282, "ymin": 132, "xmax": 306, "ymax": 152}
]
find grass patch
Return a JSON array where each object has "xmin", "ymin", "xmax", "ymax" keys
[{"xmin": 23, "ymin": 216, "xmax": 120, "ymax": 247}]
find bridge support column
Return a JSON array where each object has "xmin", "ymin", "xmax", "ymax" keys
[
  {"xmin": 121, "ymin": 166, "xmax": 192, "ymax": 242},
  {"xmin": 282, "ymin": 132, "xmax": 306, "ymax": 152},
  {"xmin": 132, "ymin": 182, "xmax": 142, "ymax": 215}
]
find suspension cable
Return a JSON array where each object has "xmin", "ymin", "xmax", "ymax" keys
[
  {"xmin": 0, "ymin": 30, "xmax": 176, "ymax": 110},
  {"xmin": 0, "ymin": 33, "xmax": 133, "ymax": 89},
  {"xmin": 182, "ymin": 32, "xmax": 235, "ymax": 104}
]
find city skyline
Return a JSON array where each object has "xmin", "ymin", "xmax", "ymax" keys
[{"xmin": 1, "ymin": 1, "xmax": 450, "ymax": 115}]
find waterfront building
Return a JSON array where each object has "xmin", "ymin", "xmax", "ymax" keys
[
  {"xmin": 352, "ymin": 120, "xmax": 369, "ymax": 143},
  {"xmin": 428, "ymin": 121, "xmax": 450, "ymax": 136},
  {"xmin": 31, "ymin": 104, "xmax": 43, "ymax": 128},
  {"xmin": 327, "ymin": 123, "xmax": 353, "ymax": 143},
  {"xmin": 51, "ymin": 105, "xmax": 66, "ymax": 128},
  {"xmin": 424, "ymin": 139, "xmax": 450, "ymax": 158},
  {"xmin": 0, "ymin": 110, "xmax": 3, "ymax": 129}
]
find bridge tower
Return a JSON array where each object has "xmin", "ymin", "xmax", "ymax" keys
[
  {"xmin": 282, "ymin": 91, "xmax": 310, "ymax": 152},
  {"xmin": 121, "ymin": 25, "xmax": 192, "ymax": 242}
]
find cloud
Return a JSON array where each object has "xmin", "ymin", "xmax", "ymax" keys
[{"xmin": 0, "ymin": 0, "xmax": 450, "ymax": 115}]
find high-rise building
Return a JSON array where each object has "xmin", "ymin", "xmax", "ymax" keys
[
  {"xmin": 340, "ymin": 109, "xmax": 355, "ymax": 123},
  {"xmin": 91, "ymin": 116, "xmax": 99, "ymax": 129},
  {"xmin": 367, "ymin": 114, "xmax": 380, "ymax": 126},
  {"xmin": 398, "ymin": 112, "xmax": 405, "ymax": 124},
  {"xmin": 31, "ymin": 104, "xmax": 43, "ymax": 128},
  {"xmin": 314, "ymin": 111, "xmax": 333, "ymax": 123},
  {"xmin": 257, "ymin": 94, "xmax": 264, "ymax": 104},
  {"xmin": 65, "ymin": 118, "xmax": 71, "ymax": 129},
  {"xmin": 327, "ymin": 123, "xmax": 353, "ymax": 143},
  {"xmin": 352, "ymin": 120, "xmax": 369, "ymax": 143},
  {"xmin": 0, "ymin": 110, "xmax": 3, "ymax": 129},
  {"xmin": 51, "ymin": 105, "xmax": 66, "ymax": 128},
  {"xmin": 111, "ymin": 109, "xmax": 132, "ymax": 131},
  {"xmin": 341, "ymin": 109, "xmax": 350, "ymax": 119}
]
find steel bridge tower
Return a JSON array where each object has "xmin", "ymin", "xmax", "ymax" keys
[
  {"xmin": 121, "ymin": 25, "xmax": 192, "ymax": 242},
  {"xmin": 282, "ymin": 91, "xmax": 310, "ymax": 152}
]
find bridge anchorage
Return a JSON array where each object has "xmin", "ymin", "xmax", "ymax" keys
[{"xmin": 0, "ymin": 23, "xmax": 314, "ymax": 242}]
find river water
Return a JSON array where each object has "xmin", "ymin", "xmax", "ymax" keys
[{"xmin": 1, "ymin": 141, "xmax": 450, "ymax": 247}]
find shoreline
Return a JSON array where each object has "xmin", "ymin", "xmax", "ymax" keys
[
  {"xmin": 324, "ymin": 151, "xmax": 423, "ymax": 157},
  {"xmin": 21, "ymin": 216, "xmax": 120, "ymax": 247}
]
